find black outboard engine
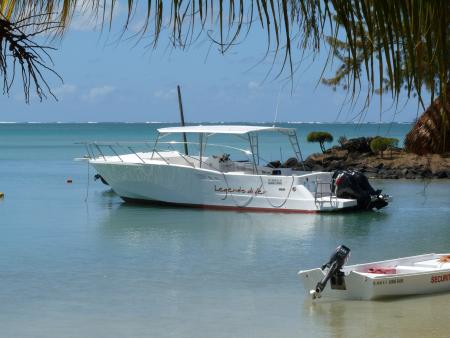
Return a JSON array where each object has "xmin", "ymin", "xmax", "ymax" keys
[
  {"xmin": 311, "ymin": 245, "xmax": 351, "ymax": 299},
  {"xmin": 332, "ymin": 170, "xmax": 390, "ymax": 210}
]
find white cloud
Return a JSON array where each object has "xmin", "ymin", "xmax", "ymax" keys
[
  {"xmin": 52, "ymin": 84, "xmax": 77, "ymax": 97},
  {"xmin": 83, "ymin": 85, "xmax": 116, "ymax": 101},
  {"xmin": 248, "ymin": 81, "xmax": 260, "ymax": 90},
  {"xmin": 153, "ymin": 88, "xmax": 177, "ymax": 100}
]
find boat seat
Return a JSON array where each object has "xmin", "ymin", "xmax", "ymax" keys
[
  {"xmin": 395, "ymin": 265, "xmax": 437, "ymax": 274},
  {"xmin": 358, "ymin": 272, "xmax": 390, "ymax": 277},
  {"xmin": 413, "ymin": 259, "xmax": 450, "ymax": 269}
]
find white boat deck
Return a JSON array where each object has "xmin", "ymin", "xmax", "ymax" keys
[{"xmin": 347, "ymin": 254, "xmax": 450, "ymax": 277}]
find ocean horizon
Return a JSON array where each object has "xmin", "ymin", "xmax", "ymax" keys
[{"xmin": 0, "ymin": 122, "xmax": 413, "ymax": 160}]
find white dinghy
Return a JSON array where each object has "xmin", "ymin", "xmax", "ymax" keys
[{"xmin": 299, "ymin": 245, "xmax": 450, "ymax": 300}]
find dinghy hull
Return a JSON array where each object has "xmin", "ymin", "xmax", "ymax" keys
[{"xmin": 299, "ymin": 253, "xmax": 450, "ymax": 300}]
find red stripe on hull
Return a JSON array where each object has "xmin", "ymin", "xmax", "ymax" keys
[{"xmin": 121, "ymin": 197, "xmax": 321, "ymax": 214}]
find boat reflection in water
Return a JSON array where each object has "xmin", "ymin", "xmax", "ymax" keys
[{"xmin": 98, "ymin": 203, "xmax": 388, "ymax": 246}]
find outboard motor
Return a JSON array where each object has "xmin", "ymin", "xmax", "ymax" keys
[
  {"xmin": 332, "ymin": 170, "xmax": 390, "ymax": 210},
  {"xmin": 310, "ymin": 245, "xmax": 351, "ymax": 299}
]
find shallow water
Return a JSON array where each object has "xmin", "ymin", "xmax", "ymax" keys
[{"xmin": 1, "ymin": 123, "xmax": 450, "ymax": 338}]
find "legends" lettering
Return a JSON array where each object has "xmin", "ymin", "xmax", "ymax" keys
[{"xmin": 214, "ymin": 185, "xmax": 266, "ymax": 195}]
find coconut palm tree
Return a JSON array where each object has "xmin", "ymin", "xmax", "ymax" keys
[
  {"xmin": 1, "ymin": 1, "xmax": 449, "ymax": 144},
  {"xmin": 404, "ymin": 86, "xmax": 450, "ymax": 154}
]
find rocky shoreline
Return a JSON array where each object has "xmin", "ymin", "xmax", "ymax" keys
[{"xmin": 301, "ymin": 137, "xmax": 450, "ymax": 179}]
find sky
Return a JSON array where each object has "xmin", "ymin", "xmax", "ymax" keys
[{"xmin": 0, "ymin": 5, "xmax": 426, "ymax": 123}]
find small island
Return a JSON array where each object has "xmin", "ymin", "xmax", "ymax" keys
[{"xmin": 302, "ymin": 136, "xmax": 450, "ymax": 179}]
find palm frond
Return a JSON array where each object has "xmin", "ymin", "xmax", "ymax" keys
[{"xmin": 0, "ymin": 14, "xmax": 62, "ymax": 102}]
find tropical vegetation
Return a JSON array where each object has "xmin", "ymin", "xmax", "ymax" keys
[
  {"xmin": 307, "ymin": 131, "xmax": 333, "ymax": 153},
  {"xmin": 370, "ymin": 137, "xmax": 399, "ymax": 158},
  {"xmin": 338, "ymin": 136, "xmax": 348, "ymax": 147}
]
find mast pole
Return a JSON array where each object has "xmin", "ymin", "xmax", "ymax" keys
[{"xmin": 177, "ymin": 85, "xmax": 188, "ymax": 155}]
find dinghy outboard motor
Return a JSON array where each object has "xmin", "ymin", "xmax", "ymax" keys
[
  {"xmin": 332, "ymin": 170, "xmax": 390, "ymax": 210},
  {"xmin": 310, "ymin": 245, "xmax": 351, "ymax": 299}
]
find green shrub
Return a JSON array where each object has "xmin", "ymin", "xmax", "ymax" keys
[
  {"xmin": 370, "ymin": 137, "xmax": 399, "ymax": 158},
  {"xmin": 338, "ymin": 136, "xmax": 348, "ymax": 146},
  {"xmin": 307, "ymin": 131, "xmax": 334, "ymax": 153}
]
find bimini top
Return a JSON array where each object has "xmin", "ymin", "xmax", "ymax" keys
[{"xmin": 157, "ymin": 125, "xmax": 293, "ymax": 135}]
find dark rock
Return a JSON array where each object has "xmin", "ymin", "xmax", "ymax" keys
[
  {"xmin": 326, "ymin": 160, "xmax": 344, "ymax": 171},
  {"xmin": 421, "ymin": 169, "xmax": 433, "ymax": 178},
  {"xmin": 359, "ymin": 152, "xmax": 373, "ymax": 158},
  {"xmin": 328, "ymin": 146, "xmax": 341, "ymax": 152},
  {"xmin": 282, "ymin": 157, "xmax": 300, "ymax": 168},
  {"xmin": 364, "ymin": 168, "xmax": 378, "ymax": 173},
  {"xmin": 312, "ymin": 164, "xmax": 325, "ymax": 171},
  {"xmin": 267, "ymin": 160, "xmax": 281, "ymax": 168},
  {"xmin": 341, "ymin": 137, "xmax": 373, "ymax": 154},
  {"xmin": 380, "ymin": 169, "xmax": 399, "ymax": 179},
  {"xmin": 302, "ymin": 158, "xmax": 316, "ymax": 169},
  {"xmin": 347, "ymin": 152, "xmax": 356, "ymax": 159},
  {"xmin": 434, "ymin": 170, "xmax": 448, "ymax": 178},
  {"xmin": 301, "ymin": 148, "xmax": 450, "ymax": 179},
  {"xmin": 406, "ymin": 172, "xmax": 417, "ymax": 179},
  {"xmin": 324, "ymin": 154, "xmax": 347, "ymax": 162},
  {"xmin": 395, "ymin": 169, "xmax": 405, "ymax": 177}
]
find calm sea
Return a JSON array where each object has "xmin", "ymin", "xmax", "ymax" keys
[{"xmin": 1, "ymin": 123, "xmax": 449, "ymax": 338}]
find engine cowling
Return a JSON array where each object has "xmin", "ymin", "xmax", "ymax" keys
[
  {"xmin": 332, "ymin": 170, "xmax": 390, "ymax": 210},
  {"xmin": 311, "ymin": 245, "xmax": 351, "ymax": 299}
]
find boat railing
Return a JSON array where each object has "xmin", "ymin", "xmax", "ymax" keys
[
  {"xmin": 78, "ymin": 141, "xmax": 154, "ymax": 163},
  {"xmin": 77, "ymin": 141, "xmax": 255, "ymax": 172},
  {"xmin": 314, "ymin": 177, "xmax": 337, "ymax": 205}
]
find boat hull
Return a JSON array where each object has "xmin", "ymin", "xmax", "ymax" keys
[{"xmin": 90, "ymin": 161, "xmax": 357, "ymax": 212}]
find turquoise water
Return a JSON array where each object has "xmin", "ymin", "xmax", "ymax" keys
[{"xmin": 1, "ymin": 123, "xmax": 450, "ymax": 338}]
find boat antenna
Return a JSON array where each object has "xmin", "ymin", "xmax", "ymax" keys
[
  {"xmin": 177, "ymin": 85, "xmax": 188, "ymax": 155},
  {"xmin": 273, "ymin": 85, "xmax": 282, "ymax": 127}
]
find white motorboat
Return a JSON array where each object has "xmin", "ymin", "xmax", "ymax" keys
[
  {"xmin": 299, "ymin": 245, "xmax": 450, "ymax": 300},
  {"xmin": 82, "ymin": 125, "xmax": 389, "ymax": 213}
]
